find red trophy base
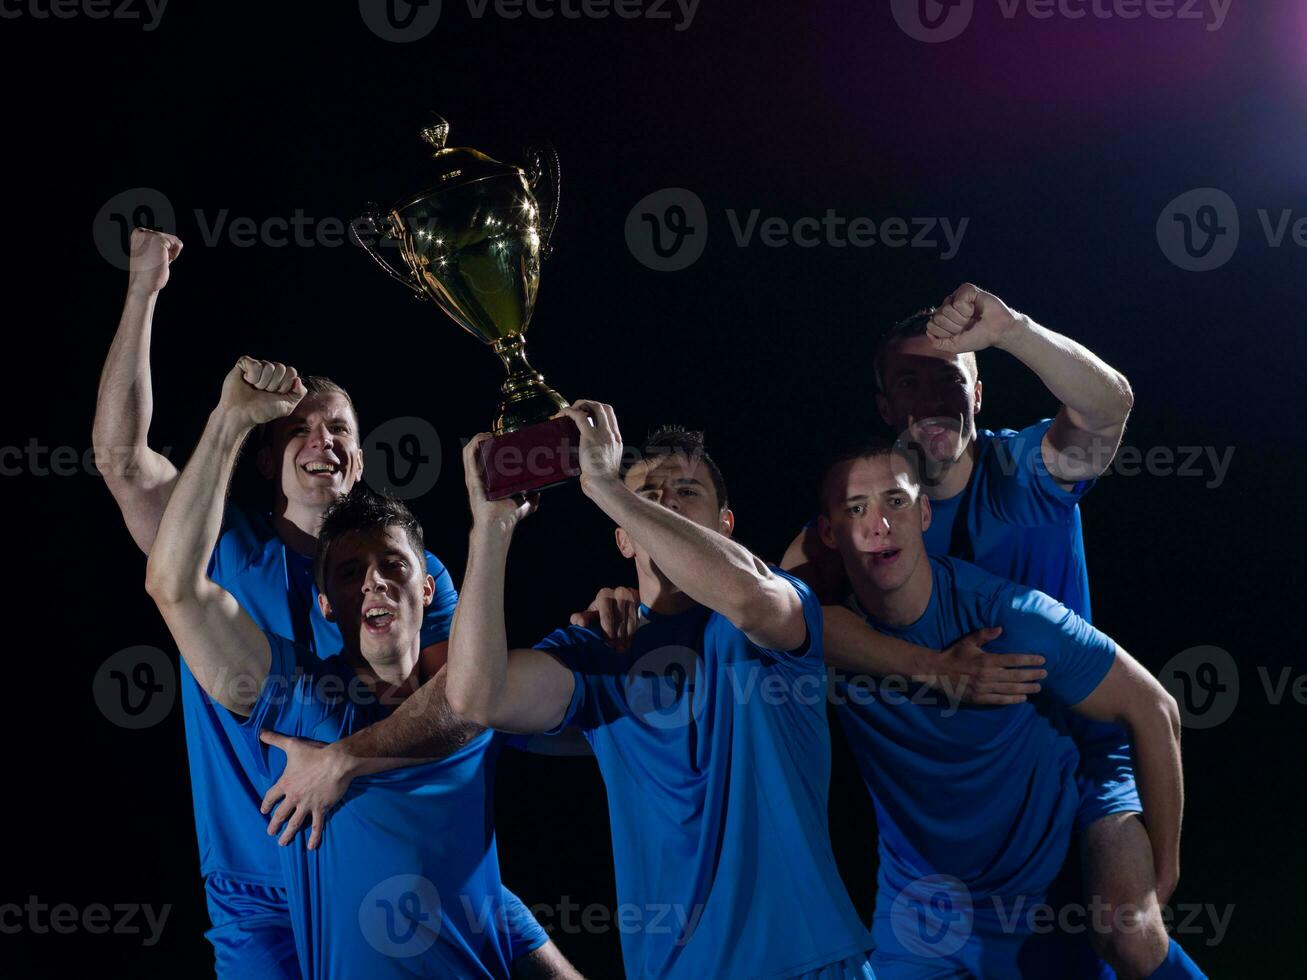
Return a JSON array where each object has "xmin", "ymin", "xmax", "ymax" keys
[{"xmin": 477, "ymin": 416, "xmax": 582, "ymax": 500}]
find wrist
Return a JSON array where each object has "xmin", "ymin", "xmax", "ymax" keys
[
  {"xmin": 208, "ymin": 406, "xmax": 255, "ymax": 447},
  {"xmin": 992, "ymin": 312, "xmax": 1033, "ymax": 353},
  {"xmin": 470, "ymin": 519, "xmax": 515, "ymax": 551},
  {"xmin": 580, "ymin": 471, "xmax": 624, "ymax": 503},
  {"xmin": 327, "ymin": 739, "xmax": 363, "ymax": 780}
]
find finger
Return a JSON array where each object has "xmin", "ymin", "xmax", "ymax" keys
[
  {"xmin": 980, "ymin": 667, "xmax": 1047, "ymax": 683},
  {"xmin": 259, "ymin": 729, "xmax": 288, "ymax": 749},
  {"xmin": 289, "ymin": 376, "xmax": 306, "ymax": 399},
  {"xmin": 984, "ymin": 652, "xmax": 1044, "ymax": 668},
  {"xmin": 968, "ymin": 626, "xmax": 1004, "ymax": 644},
  {"xmin": 255, "ymin": 361, "xmax": 278, "ymax": 390},
  {"xmin": 601, "ymin": 403, "xmax": 621, "ymax": 446},
  {"xmin": 307, "ymin": 812, "xmax": 325, "ymax": 851},
  {"xmin": 267, "ymin": 362, "xmax": 288, "ymax": 392},
  {"xmin": 936, "ymin": 304, "xmax": 972, "ymax": 330},
  {"xmin": 973, "ymin": 693, "xmax": 1028, "ymax": 706},
  {"xmin": 267, "ymin": 801, "xmax": 294, "ymax": 836},
  {"xmin": 598, "ymin": 599, "xmax": 620, "ymax": 641},
  {"xmin": 928, "ymin": 314, "xmax": 962, "ymax": 337},
  {"xmin": 570, "ymin": 610, "xmax": 601, "ymax": 628},
  {"xmin": 279, "ymin": 809, "xmax": 308, "ymax": 847},
  {"xmin": 980, "ymin": 681, "xmax": 1042, "ymax": 696},
  {"xmin": 555, "ymin": 405, "xmax": 592, "ymax": 433},
  {"xmin": 260, "ymin": 782, "xmax": 287, "ymax": 816},
  {"xmin": 237, "ymin": 355, "xmax": 261, "ymax": 383}
]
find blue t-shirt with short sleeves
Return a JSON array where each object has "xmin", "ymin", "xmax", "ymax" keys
[
  {"xmin": 180, "ymin": 504, "xmax": 459, "ymax": 884},
  {"xmin": 835, "ymin": 555, "xmax": 1117, "ymax": 903},
  {"xmin": 240, "ymin": 631, "xmax": 514, "ymax": 980},
  {"xmin": 534, "ymin": 568, "xmax": 872, "ymax": 980}
]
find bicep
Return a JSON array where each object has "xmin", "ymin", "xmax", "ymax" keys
[
  {"xmin": 741, "ymin": 575, "xmax": 809, "ymax": 655},
  {"xmin": 498, "ymin": 648, "xmax": 578, "ymax": 734},
  {"xmin": 155, "ymin": 583, "xmax": 270, "ymax": 716},
  {"xmin": 1044, "ymin": 405, "xmax": 1126, "ymax": 486},
  {"xmin": 1069, "ymin": 646, "xmax": 1164, "ymax": 726}
]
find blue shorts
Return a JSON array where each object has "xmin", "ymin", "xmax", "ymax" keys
[
  {"xmin": 1064, "ymin": 714, "xmax": 1141, "ymax": 832},
  {"xmin": 203, "ymin": 873, "xmax": 298, "ymax": 980}
]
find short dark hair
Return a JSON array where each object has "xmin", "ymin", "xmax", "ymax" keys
[
  {"xmin": 622, "ymin": 426, "xmax": 729, "ymax": 511},
  {"xmin": 257, "ymin": 375, "xmax": 360, "ymax": 447},
  {"xmin": 872, "ymin": 309, "xmax": 978, "ymax": 392},
  {"xmin": 314, "ymin": 485, "xmax": 425, "ymax": 593},
  {"xmin": 817, "ymin": 436, "xmax": 904, "ymax": 517}
]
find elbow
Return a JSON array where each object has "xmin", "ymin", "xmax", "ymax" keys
[
  {"xmin": 1125, "ymin": 688, "xmax": 1182, "ymax": 748},
  {"xmin": 445, "ymin": 674, "xmax": 493, "ymax": 728},
  {"xmin": 144, "ymin": 555, "xmax": 187, "ymax": 607},
  {"xmin": 1115, "ymin": 373, "xmax": 1135, "ymax": 416}
]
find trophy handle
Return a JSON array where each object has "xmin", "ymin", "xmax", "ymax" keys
[
  {"xmin": 523, "ymin": 143, "xmax": 560, "ymax": 259},
  {"xmin": 351, "ymin": 204, "xmax": 426, "ymax": 299}
]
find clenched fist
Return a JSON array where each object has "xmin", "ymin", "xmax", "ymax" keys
[
  {"xmin": 927, "ymin": 283, "xmax": 1023, "ymax": 354},
  {"xmin": 218, "ymin": 357, "xmax": 306, "ymax": 430},
  {"xmin": 127, "ymin": 228, "xmax": 183, "ymax": 297}
]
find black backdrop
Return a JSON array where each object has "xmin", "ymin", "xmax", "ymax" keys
[{"xmin": 4, "ymin": 0, "xmax": 1302, "ymax": 975}]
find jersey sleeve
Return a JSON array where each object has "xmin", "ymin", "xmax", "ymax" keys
[
  {"xmin": 746, "ymin": 568, "xmax": 824, "ymax": 669},
  {"xmin": 501, "ymin": 886, "xmax": 549, "ymax": 960},
  {"xmin": 994, "ymin": 584, "xmax": 1117, "ymax": 706},
  {"xmin": 419, "ymin": 550, "xmax": 459, "ymax": 648},
  {"xmin": 206, "ymin": 504, "xmax": 262, "ymax": 586},
  {"xmin": 532, "ymin": 625, "xmax": 603, "ymax": 734},
  {"xmin": 987, "ymin": 420, "xmax": 1095, "ymax": 527}
]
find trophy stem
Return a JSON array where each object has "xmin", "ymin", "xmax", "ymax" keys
[{"xmin": 491, "ymin": 335, "xmax": 568, "ymax": 434}]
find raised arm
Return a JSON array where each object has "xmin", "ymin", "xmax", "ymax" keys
[
  {"xmin": 560, "ymin": 401, "xmax": 805, "ymax": 652},
  {"xmin": 927, "ymin": 283, "xmax": 1134, "ymax": 485},
  {"xmin": 1071, "ymin": 647, "xmax": 1184, "ymax": 903},
  {"xmin": 144, "ymin": 357, "xmax": 305, "ymax": 715},
  {"xmin": 93, "ymin": 229, "xmax": 184, "ymax": 554},
  {"xmin": 444, "ymin": 434, "xmax": 578, "ymax": 733}
]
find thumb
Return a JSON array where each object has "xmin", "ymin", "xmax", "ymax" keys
[{"xmin": 971, "ymin": 626, "xmax": 1003, "ymax": 645}]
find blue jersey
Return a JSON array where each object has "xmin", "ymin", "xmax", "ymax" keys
[
  {"xmin": 181, "ymin": 504, "xmax": 459, "ymax": 883},
  {"xmin": 923, "ymin": 420, "xmax": 1093, "ymax": 619},
  {"xmin": 835, "ymin": 556, "xmax": 1116, "ymax": 903},
  {"xmin": 241, "ymin": 631, "xmax": 514, "ymax": 980},
  {"xmin": 535, "ymin": 569, "xmax": 872, "ymax": 980}
]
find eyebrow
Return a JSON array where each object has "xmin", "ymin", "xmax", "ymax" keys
[{"xmin": 636, "ymin": 476, "xmax": 707, "ymax": 493}]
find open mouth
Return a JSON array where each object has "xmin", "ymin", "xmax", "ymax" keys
[
  {"xmin": 363, "ymin": 606, "xmax": 395, "ymax": 633},
  {"xmin": 912, "ymin": 417, "xmax": 957, "ymax": 438},
  {"xmin": 301, "ymin": 460, "xmax": 341, "ymax": 478},
  {"xmin": 868, "ymin": 548, "xmax": 902, "ymax": 567}
]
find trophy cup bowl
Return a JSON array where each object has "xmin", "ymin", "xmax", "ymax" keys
[{"xmin": 353, "ymin": 114, "xmax": 579, "ymax": 500}]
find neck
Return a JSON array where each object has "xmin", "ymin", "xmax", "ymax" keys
[
  {"xmin": 636, "ymin": 563, "xmax": 698, "ymax": 617},
  {"xmin": 273, "ymin": 494, "xmax": 329, "ymax": 557},
  {"xmin": 849, "ymin": 553, "xmax": 934, "ymax": 628},
  {"xmin": 918, "ymin": 440, "xmax": 976, "ymax": 501},
  {"xmin": 343, "ymin": 642, "xmax": 422, "ymax": 695}
]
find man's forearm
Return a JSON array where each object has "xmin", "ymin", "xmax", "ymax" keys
[
  {"xmin": 997, "ymin": 315, "xmax": 1133, "ymax": 428},
  {"xmin": 823, "ymin": 605, "xmax": 928, "ymax": 677},
  {"xmin": 145, "ymin": 409, "xmax": 245, "ymax": 599},
  {"xmin": 334, "ymin": 671, "xmax": 483, "ymax": 775},
  {"xmin": 1127, "ymin": 704, "xmax": 1184, "ymax": 880},
  {"xmin": 586, "ymin": 477, "xmax": 784, "ymax": 628},
  {"xmin": 445, "ymin": 526, "xmax": 514, "ymax": 726},
  {"xmin": 94, "ymin": 291, "xmax": 160, "ymax": 477}
]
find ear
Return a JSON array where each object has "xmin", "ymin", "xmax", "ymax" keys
[
  {"xmin": 817, "ymin": 514, "xmax": 836, "ymax": 550},
  {"xmin": 972, "ymin": 379, "xmax": 982, "ymax": 417},
  {"xmin": 876, "ymin": 392, "xmax": 891, "ymax": 427},
  {"xmin": 256, "ymin": 442, "xmax": 276, "ymax": 481},
  {"xmin": 422, "ymin": 573, "xmax": 434, "ymax": 608},
  {"xmin": 317, "ymin": 591, "xmax": 336, "ymax": 623},
  {"xmin": 919, "ymin": 494, "xmax": 933, "ymax": 533},
  {"xmin": 350, "ymin": 446, "xmax": 365, "ymax": 487},
  {"xmin": 718, "ymin": 508, "xmax": 735, "ymax": 538},
  {"xmin": 615, "ymin": 526, "xmax": 637, "ymax": 560}
]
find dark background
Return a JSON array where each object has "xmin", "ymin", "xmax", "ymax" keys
[{"xmin": 5, "ymin": 0, "xmax": 1302, "ymax": 975}]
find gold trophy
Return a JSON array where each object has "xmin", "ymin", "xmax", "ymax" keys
[{"xmin": 352, "ymin": 114, "xmax": 578, "ymax": 499}]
